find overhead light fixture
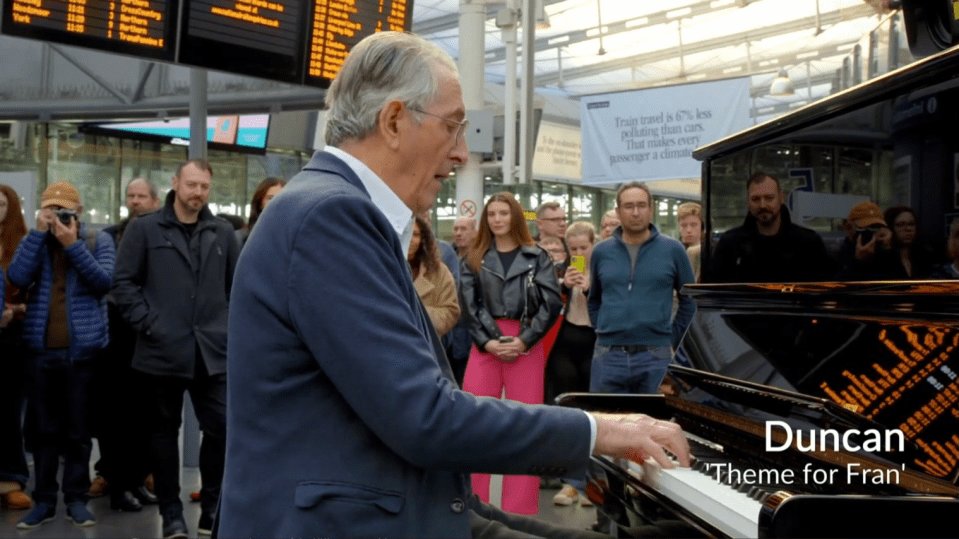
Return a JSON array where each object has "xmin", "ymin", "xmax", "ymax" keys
[{"xmin": 769, "ymin": 69, "xmax": 795, "ymax": 96}]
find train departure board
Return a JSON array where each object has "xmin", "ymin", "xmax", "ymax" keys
[
  {"xmin": 303, "ymin": 0, "xmax": 412, "ymax": 87},
  {"xmin": 178, "ymin": 0, "xmax": 309, "ymax": 83},
  {"xmin": 1, "ymin": 0, "xmax": 414, "ymax": 85},
  {"xmin": 0, "ymin": 0, "xmax": 178, "ymax": 61},
  {"xmin": 178, "ymin": 0, "xmax": 413, "ymax": 86}
]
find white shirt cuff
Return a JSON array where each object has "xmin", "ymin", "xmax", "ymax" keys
[{"xmin": 585, "ymin": 411, "xmax": 597, "ymax": 455}]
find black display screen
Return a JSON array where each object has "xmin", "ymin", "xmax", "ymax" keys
[
  {"xmin": 1, "ymin": 0, "xmax": 415, "ymax": 85},
  {"xmin": 1, "ymin": 0, "xmax": 178, "ymax": 61},
  {"xmin": 178, "ymin": 0, "xmax": 308, "ymax": 83},
  {"xmin": 303, "ymin": 0, "xmax": 412, "ymax": 88}
]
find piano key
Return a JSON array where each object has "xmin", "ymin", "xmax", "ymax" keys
[{"xmin": 624, "ymin": 458, "xmax": 763, "ymax": 539}]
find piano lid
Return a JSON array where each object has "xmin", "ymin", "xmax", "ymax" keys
[{"xmin": 676, "ymin": 281, "xmax": 959, "ymax": 484}]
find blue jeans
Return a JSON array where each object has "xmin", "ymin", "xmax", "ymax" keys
[
  {"xmin": 29, "ymin": 349, "xmax": 93, "ymax": 505},
  {"xmin": 589, "ymin": 344, "xmax": 672, "ymax": 395}
]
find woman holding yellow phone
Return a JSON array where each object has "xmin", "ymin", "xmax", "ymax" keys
[{"xmin": 546, "ymin": 221, "xmax": 598, "ymax": 507}]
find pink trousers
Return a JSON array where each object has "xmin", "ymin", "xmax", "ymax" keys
[{"xmin": 462, "ymin": 319, "xmax": 545, "ymax": 515}]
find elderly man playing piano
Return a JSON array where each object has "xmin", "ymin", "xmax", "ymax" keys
[{"xmin": 218, "ymin": 31, "xmax": 690, "ymax": 539}]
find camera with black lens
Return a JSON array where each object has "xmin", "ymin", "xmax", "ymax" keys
[
  {"xmin": 55, "ymin": 208, "xmax": 78, "ymax": 225},
  {"xmin": 854, "ymin": 225, "xmax": 882, "ymax": 245}
]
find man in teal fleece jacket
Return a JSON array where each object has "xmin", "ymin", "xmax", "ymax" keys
[{"xmin": 588, "ymin": 182, "xmax": 695, "ymax": 395}]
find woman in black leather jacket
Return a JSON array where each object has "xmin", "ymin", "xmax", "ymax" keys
[{"xmin": 459, "ymin": 192, "xmax": 562, "ymax": 515}]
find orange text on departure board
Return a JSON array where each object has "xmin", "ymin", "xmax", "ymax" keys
[
  {"xmin": 307, "ymin": 0, "xmax": 411, "ymax": 81},
  {"xmin": 9, "ymin": 0, "xmax": 165, "ymax": 48},
  {"xmin": 10, "ymin": 0, "xmax": 52, "ymax": 25},
  {"xmin": 210, "ymin": 0, "xmax": 284, "ymax": 29},
  {"xmin": 118, "ymin": 0, "xmax": 164, "ymax": 46}
]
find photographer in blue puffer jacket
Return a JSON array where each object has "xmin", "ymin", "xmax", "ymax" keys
[{"xmin": 7, "ymin": 181, "xmax": 115, "ymax": 530}]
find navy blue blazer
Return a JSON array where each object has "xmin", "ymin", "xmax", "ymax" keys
[{"xmin": 218, "ymin": 151, "xmax": 592, "ymax": 538}]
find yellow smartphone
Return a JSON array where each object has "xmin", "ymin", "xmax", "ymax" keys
[{"xmin": 570, "ymin": 255, "xmax": 586, "ymax": 273}]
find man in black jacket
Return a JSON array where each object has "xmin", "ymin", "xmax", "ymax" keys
[
  {"xmin": 112, "ymin": 159, "xmax": 240, "ymax": 538},
  {"xmin": 710, "ymin": 172, "xmax": 836, "ymax": 283},
  {"xmin": 89, "ymin": 177, "xmax": 162, "ymax": 510}
]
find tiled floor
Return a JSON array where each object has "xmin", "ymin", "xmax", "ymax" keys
[{"xmin": 1, "ymin": 464, "xmax": 597, "ymax": 538}]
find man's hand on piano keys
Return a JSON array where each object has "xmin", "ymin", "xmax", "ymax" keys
[{"xmin": 593, "ymin": 413, "xmax": 692, "ymax": 469}]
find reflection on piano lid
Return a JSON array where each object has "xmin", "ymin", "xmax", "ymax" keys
[
  {"xmin": 559, "ymin": 281, "xmax": 959, "ymax": 538},
  {"xmin": 680, "ymin": 281, "xmax": 959, "ymax": 482}
]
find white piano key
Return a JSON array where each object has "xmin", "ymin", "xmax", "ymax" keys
[{"xmin": 624, "ymin": 458, "xmax": 763, "ymax": 539}]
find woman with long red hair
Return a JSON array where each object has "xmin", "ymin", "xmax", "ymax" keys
[
  {"xmin": 0, "ymin": 184, "xmax": 32, "ymax": 510},
  {"xmin": 459, "ymin": 192, "xmax": 562, "ymax": 515}
]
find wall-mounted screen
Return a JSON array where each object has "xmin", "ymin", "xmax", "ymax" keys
[{"xmin": 81, "ymin": 114, "xmax": 270, "ymax": 153}]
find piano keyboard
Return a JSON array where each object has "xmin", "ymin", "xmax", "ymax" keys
[
  {"xmin": 625, "ymin": 457, "xmax": 762, "ymax": 538},
  {"xmin": 616, "ymin": 436, "xmax": 769, "ymax": 538}
]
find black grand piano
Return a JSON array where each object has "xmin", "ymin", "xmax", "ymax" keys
[
  {"xmin": 561, "ymin": 282, "xmax": 959, "ymax": 538},
  {"xmin": 560, "ymin": 11, "xmax": 959, "ymax": 537}
]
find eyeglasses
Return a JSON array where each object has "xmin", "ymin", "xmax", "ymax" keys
[
  {"xmin": 539, "ymin": 217, "xmax": 567, "ymax": 223},
  {"xmin": 411, "ymin": 108, "xmax": 469, "ymax": 143}
]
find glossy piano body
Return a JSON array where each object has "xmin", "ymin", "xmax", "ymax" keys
[{"xmin": 561, "ymin": 281, "xmax": 959, "ymax": 538}]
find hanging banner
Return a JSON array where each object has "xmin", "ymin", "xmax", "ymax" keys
[{"xmin": 580, "ymin": 77, "xmax": 752, "ymax": 185}]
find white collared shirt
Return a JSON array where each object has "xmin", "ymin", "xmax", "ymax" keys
[{"xmin": 324, "ymin": 145, "xmax": 414, "ymax": 253}]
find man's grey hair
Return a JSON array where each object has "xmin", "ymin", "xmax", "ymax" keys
[
  {"xmin": 536, "ymin": 201, "xmax": 563, "ymax": 218},
  {"xmin": 616, "ymin": 181, "xmax": 652, "ymax": 207},
  {"xmin": 128, "ymin": 177, "xmax": 159, "ymax": 200},
  {"xmin": 324, "ymin": 32, "xmax": 459, "ymax": 147}
]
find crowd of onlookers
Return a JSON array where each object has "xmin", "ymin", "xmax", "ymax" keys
[
  {"xmin": 707, "ymin": 172, "xmax": 959, "ymax": 283},
  {"xmin": 2, "ymin": 167, "xmax": 958, "ymax": 534},
  {"xmin": 0, "ymin": 162, "xmax": 274, "ymax": 537}
]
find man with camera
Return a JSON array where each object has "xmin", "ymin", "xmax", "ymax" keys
[
  {"xmin": 112, "ymin": 159, "xmax": 239, "ymax": 538},
  {"xmin": 7, "ymin": 181, "xmax": 115, "ymax": 529},
  {"xmin": 836, "ymin": 201, "xmax": 907, "ymax": 281},
  {"xmin": 710, "ymin": 172, "xmax": 836, "ymax": 283}
]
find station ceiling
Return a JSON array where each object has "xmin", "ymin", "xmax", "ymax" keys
[
  {"xmin": 413, "ymin": 0, "xmax": 891, "ymax": 99},
  {"xmin": 0, "ymin": 0, "xmax": 893, "ymax": 122}
]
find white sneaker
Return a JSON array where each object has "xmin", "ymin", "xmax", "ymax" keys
[
  {"xmin": 580, "ymin": 494, "xmax": 594, "ymax": 507},
  {"xmin": 552, "ymin": 485, "xmax": 579, "ymax": 506}
]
